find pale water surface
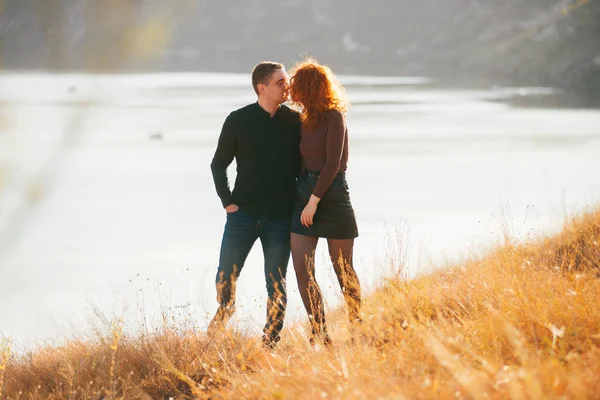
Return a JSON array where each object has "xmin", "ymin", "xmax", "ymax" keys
[{"xmin": 1, "ymin": 72, "xmax": 599, "ymax": 350}]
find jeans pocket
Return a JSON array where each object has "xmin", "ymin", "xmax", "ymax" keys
[
  {"xmin": 226, "ymin": 210, "xmax": 251, "ymax": 225},
  {"xmin": 224, "ymin": 210, "xmax": 255, "ymax": 238}
]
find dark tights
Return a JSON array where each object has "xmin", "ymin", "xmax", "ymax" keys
[{"xmin": 291, "ymin": 233, "xmax": 361, "ymax": 343}]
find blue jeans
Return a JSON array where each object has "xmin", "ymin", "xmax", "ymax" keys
[{"xmin": 215, "ymin": 210, "xmax": 291, "ymax": 341}]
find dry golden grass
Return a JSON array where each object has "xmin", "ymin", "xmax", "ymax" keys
[{"xmin": 1, "ymin": 209, "xmax": 600, "ymax": 399}]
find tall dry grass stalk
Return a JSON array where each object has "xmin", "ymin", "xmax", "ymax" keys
[
  {"xmin": 0, "ymin": 338, "xmax": 11, "ymax": 398},
  {"xmin": 1, "ymin": 208, "xmax": 599, "ymax": 399}
]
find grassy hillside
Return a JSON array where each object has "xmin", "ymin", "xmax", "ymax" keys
[{"xmin": 1, "ymin": 207, "xmax": 599, "ymax": 399}]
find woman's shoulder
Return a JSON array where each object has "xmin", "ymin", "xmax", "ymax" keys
[
  {"xmin": 327, "ymin": 108, "xmax": 345, "ymax": 118},
  {"xmin": 326, "ymin": 108, "xmax": 346, "ymax": 127}
]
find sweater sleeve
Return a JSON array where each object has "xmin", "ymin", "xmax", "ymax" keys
[
  {"xmin": 210, "ymin": 113, "xmax": 236, "ymax": 207},
  {"xmin": 312, "ymin": 110, "xmax": 345, "ymax": 198}
]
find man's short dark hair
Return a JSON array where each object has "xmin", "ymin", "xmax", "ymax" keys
[{"xmin": 251, "ymin": 61, "xmax": 284, "ymax": 94}]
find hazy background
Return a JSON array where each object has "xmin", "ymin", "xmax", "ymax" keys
[
  {"xmin": 1, "ymin": 0, "xmax": 599, "ymax": 100},
  {"xmin": 0, "ymin": 0, "xmax": 599, "ymax": 351}
]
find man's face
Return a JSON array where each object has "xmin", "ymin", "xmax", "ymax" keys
[{"xmin": 260, "ymin": 69, "xmax": 289, "ymax": 104}]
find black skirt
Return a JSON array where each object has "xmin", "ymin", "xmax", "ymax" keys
[{"xmin": 291, "ymin": 170, "xmax": 359, "ymax": 239}]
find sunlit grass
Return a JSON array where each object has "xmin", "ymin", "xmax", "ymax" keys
[{"xmin": 1, "ymin": 208, "xmax": 599, "ymax": 399}]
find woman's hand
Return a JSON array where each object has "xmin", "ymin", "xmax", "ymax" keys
[{"xmin": 301, "ymin": 195, "xmax": 320, "ymax": 227}]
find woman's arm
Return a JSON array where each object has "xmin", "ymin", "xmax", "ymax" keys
[{"xmin": 312, "ymin": 109, "xmax": 346, "ymax": 199}]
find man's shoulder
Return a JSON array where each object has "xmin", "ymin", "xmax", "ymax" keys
[
  {"xmin": 222, "ymin": 104, "xmax": 257, "ymax": 130},
  {"xmin": 229, "ymin": 103, "xmax": 256, "ymax": 118}
]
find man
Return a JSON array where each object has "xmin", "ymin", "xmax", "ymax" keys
[{"xmin": 209, "ymin": 61, "xmax": 301, "ymax": 348}]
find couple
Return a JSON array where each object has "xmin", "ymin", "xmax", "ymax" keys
[{"xmin": 209, "ymin": 59, "xmax": 361, "ymax": 348}]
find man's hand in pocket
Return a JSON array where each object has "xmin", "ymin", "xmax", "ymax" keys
[{"xmin": 225, "ymin": 204, "xmax": 239, "ymax": 214}]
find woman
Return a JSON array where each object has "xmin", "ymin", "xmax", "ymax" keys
[{"xmin": 288, "ymin": 58, "xmax": 361, "ymax": 345}]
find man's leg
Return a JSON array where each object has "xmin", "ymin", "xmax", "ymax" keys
[
  {"xmin": 208, "ymin": 211, "xmax": 258, "ymax": 334},
  {"xmin": 259, "ymin": 218, "xmax": 292, "ymax": 347}
]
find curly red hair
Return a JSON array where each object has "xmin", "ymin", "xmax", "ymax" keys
[{"xmin": 288, "ymin": 58, "xmax": 349, "ymax": 129}]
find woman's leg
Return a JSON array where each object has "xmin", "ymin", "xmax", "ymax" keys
[
  {"xmin": 291, "ymin": 233, "xmax": 330, "ymax": 343},
  {"xmin": 327, "ymin": 238, "xmax": 362, "ymax": 325}
]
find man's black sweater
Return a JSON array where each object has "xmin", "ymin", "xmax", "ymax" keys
[{"xmin": 210, "ymin": 102, "xmax": 301, "ymax": 220}]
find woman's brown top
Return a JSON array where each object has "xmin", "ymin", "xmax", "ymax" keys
[{"xmin": 300, "ymin": 109, "xmax": 349, "ymax": 199}]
